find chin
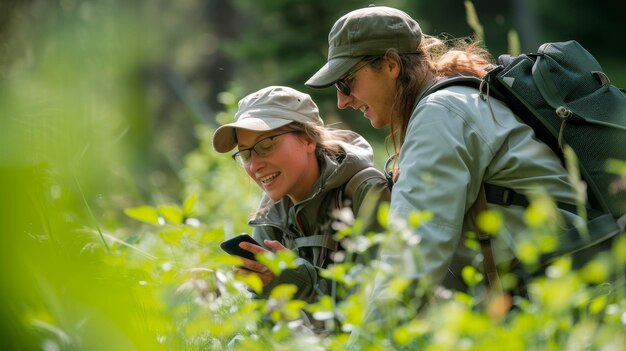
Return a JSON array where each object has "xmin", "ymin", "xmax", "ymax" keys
[
  {"xmin": 266, "ymin": 191, "xmax": 284, "ymax": 202},
  {"xmin": 370, "ymin": 119, "xmax": 387, "ymax": 129}
]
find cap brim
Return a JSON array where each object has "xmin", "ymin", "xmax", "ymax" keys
[
  {"xmin": 212, "ymin": 117, "xmax": 293, "ymax": 153},
  {"xmin": 305, "ymin": 56, "xmax": 362, "ymax": 88}
]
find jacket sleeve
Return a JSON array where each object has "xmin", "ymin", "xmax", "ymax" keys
[
  {"xmin": 388, "ymin": 97, "xmax": 493, "ymax": 286},
  {"xmin": 351, "ymin": 175, "xmax": 392, "ymax": 235}
]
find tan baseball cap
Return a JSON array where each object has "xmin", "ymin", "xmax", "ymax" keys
[
  {"xmin": 305, "ymin": 5, "xmax": 422, "ymax": 88},
  {"xmin": 212, "ymin": 86, "xmax": 324, "ymax": 153}
]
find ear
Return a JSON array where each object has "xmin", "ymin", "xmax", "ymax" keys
[
  {"xmin": 306, "ymin": 138, "xmax": 317, "ymax": 153},
  {"xmin": 297, "ymin": 133, "xmax": 317, "ymax": 153},
  {"xmin": 383, "ymin": 56, "xmax": 401, "ymax": 80}
]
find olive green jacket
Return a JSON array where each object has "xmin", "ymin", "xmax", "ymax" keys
[{"xmin": 249, "ymin": 132, "xmax": 390, "ymax": 303}]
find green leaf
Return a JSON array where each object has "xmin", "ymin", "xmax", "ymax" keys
[
  {"xmin": 579, "ymin": 257, "xmax": 610, "ymax": 284},
  {"xmin": 516, "ymin": 240, "xmax": 539, "ymax": 266},
  {"xmin": 393, "ymin": 319, "xmax": 429, "ymax": 346},
  {"xmin": 124, "ymin": 206, "xmax": 161, "ymax": 225},
  {"xmin": 588, "ymin": 295, "xmax": 607, "ymax": 314},
  {"xmin": 256, "ymin": 250, "xmax": 298, "ymax": 275},
  {"xmin": 159, "ymin": 227, "xmax": 185, "ymax": 244},
  {"xmin": 377, "ymin": 202, "xmax": 389, "ymax": 229},
  {"xmin": 320, "ymin": 264, "xmax": 348, "ymax": 283},
  {"xmin": 477, "ymin": 209, "xmax": 502, "ymax": 235},
  {"xmin": 182, "ymin": 193, "xmax": 198, "ymax": 215},
  {"xmin": 269, "ymin": 284, "xmax": 298, "ymax": 301},
  {"xmin": 282, "ymin": 300, "xmax": 307, "ymax": 320},
  {"xmin": 605, "ymin": 159, "xmax": 626, "ymax": 176},
  {"xmin": 612, "ymin": 234, "xmax": 626, "ymax": 265},
  {"xmin": 461, "ymin": 265, "xmax": 483, "ymax": 287},
  {"xmin": 159, "ymin": 204, "xmax": 183, "ymax": 225},
  {"xmin": 234, "ymin": 272, "xmax": 263, "ymax": 294}
]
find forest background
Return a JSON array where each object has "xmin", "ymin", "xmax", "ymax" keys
[{"xmin": 1, "ymin": 0, "xmax": 625, "ymax": 349}]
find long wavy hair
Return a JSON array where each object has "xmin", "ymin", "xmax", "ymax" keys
[
  {"xmin": 371, "ymin": 36, "xmax": 494, "ymax": 158},
  {"xmin": 285, "ymin": 121, "xmax": 360, "ymax": 159}
]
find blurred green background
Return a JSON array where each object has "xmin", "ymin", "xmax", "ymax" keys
[{"xmin": 1, "ymin": 0, "xmax": 624, "ymax": 349}]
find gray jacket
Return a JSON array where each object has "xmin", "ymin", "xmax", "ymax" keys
[
  {"xmin": 249, "ymin": 133, "xmax": 391, "ymax": 302},
  {"xmin": 389, "ymin": 85, "xmax": 580, "ymax": 289}
]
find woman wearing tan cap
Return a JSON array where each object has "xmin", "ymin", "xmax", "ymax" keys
[
  {"xmin": 306, "ymin": 6, "xmax": 584, "ymax": 294},
  {"xmin": 212, "ymin": 86, "xmax": 390, "ymax": 313}
]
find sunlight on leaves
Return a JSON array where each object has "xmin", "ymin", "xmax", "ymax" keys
[
  {"xmin": 340, "ymin": 295, "xmax": 366, "ymax": 332},
  {"xmin": 516, "ymin": 240, "xmax": 539, "ymax": 266},
  {"xmin": 545, "ymin": 256, "xmax": 572, "ymax": 279},
  {"xmin": 124, "ymin": 206, "xmax": 161, "ymax": 225},
  {"xmin": 158, "ymin": 227, "xmax": 185, "ymax": 244},
  {"xmin": 588, "ymin": 295, "xmax": 607, "ymax": 315},
  {"xmin": 605, "ymin": 159, "xmax": 626, "ymax": 175},
  {"xmin": 269, "ymin": 284, "xmax": 298, "ymax": 300},
  {"xmin": 320, "ymin": 264, "xmax": 348, "ymax": 283},
  {"xmin": 529, "ymin": 274, "xmax": 582, "ymax": 313},
  {"xmin": 524, "ymin": 199, "xmax": 551, "ymax": 228},
  {"xmin": 461, "ymin": 266, "xmax": 483, "ymax": 287},
  {"xmin": 507, "ymin": 30, "xmax": 521, "ymax": 56},
  {"xmin": 477, "ymin": 209, "xmax": 503, "ymax": 235},
  {"xmin": 579, "ymin": 256, "xmax": 610, "ymax": 284},
  {"xmin": 464, "ymin": 0, "xmax": 484, "ymax": 42},
  {"xmin": 385, "ymin": 277, "xmax": 413, "ymax": 299},
  {"xmin": 393, "ymin": 319, "xmax": 429, "ymax": 346},
  {"xmin": 377, "ymin": 202, "xmax": 390, "ymax": 229},
  {"xmin": 257, "ymin": 250, "xmax": 298, "ymax": 275},
  {"xmin": 234, "ymin": 272, "xmax": 263, "ymax": 294},
  {"xmin": 182, "ymin": 193, "xmax": 198, "ymax": 215},
  {"xmin": 159, "ymin": 204, "xmax": 183, "ymax": 225},
  {"xmin": 307, "ymin": 296, "xmax": 335, "ymax": 321}
]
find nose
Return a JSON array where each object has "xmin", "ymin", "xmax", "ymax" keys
[
  {"xmin": 337, "ymin": 90, "xmax": 352, "ymax": 110},
  {"xmin": 246, "ymin": 152, "xmax": 264, "ymax": 173}
]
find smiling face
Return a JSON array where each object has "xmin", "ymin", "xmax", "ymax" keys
[
  {"xmin": 235, "ymin": 127, "xmax": 320, "ymax": 203},
  {"xmin": 336, "ymin": 57, "xmax": 399, "ymax": 129}
]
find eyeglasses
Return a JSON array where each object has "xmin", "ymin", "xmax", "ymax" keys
[
  {"xmin": 335, "ymin": 57, "xmax": 378, "ymax": 96},
  {"xmin": 232, "ymin": 130, "xmax": 299, "ymax": 165}
]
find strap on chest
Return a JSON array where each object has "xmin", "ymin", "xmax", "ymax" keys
[{"xmin": 292, "ymin": 234, "xmax": 339, "ymax": 251}]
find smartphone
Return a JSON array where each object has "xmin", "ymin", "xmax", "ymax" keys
[{"xmin": 220, "ymin": 234, "xmax": 261, "ymax": 261}]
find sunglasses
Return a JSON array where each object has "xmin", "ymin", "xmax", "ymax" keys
[
  {"xmin": 232, "ymin": 130, "xmax": 299, "ymax": 166},
  {"xmin": 335, "ymin": 57, "xmax": 379, "ymax": 97}
]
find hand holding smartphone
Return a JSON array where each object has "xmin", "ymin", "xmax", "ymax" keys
[{"xmin": 220, "ymin": 234, "xmax": 261, "ymax": 261}]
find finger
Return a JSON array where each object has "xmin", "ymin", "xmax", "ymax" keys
[
  {"xmin": 240, "ymin": 258, "xmax": 269, "ymax": 273},
  {"xmin": 264, "ymin": 240, "xmax": 287, "ymax": 251},
  {"xmin": 239, "ymin": 241, "xmax": 267, "ymax": 254}
]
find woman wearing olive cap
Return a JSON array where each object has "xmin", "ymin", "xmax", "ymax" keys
[
  {"xmin": 212, "ymin": 86, "xmax": 390, "ymax": 310},
  {"xmin": 306, "ymin": 6, "xmax": 581, "ymax": 292}
]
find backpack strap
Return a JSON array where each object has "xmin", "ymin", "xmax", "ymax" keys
[
  {"xmin": 469, "ymin": 185, "xmax": 502, "ymax": 293},
  {"xmin": 484, "ymin": 183, "xmax": 606, "ymax": 219},
  {"xmin": 484, "ymin": 183, "xmax": 622, "ymax": 267},
  {"xmin": 291, "ymin": 167, "xmax": 385, "ymax": 259},
  {"xmin": 344, "ymin": 166, "xmax": 386, "ymax": 199},
  {"xmin": 293, "ymin": 235, "xmax": 339, "ymax": 251}
]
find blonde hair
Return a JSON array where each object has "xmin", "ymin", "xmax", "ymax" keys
[{"xmin": 286, "ymin": 121, "xmax": 359, "ymax": 158}]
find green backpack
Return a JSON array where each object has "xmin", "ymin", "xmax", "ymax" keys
[{"xmin": 423, "ymin": 40, "xmax": 626, "ymax": 288}]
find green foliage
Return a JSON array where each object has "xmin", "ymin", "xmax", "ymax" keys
[{"xmin": 2, "ymin": 1, "xmax": 625, "ymax": 350}]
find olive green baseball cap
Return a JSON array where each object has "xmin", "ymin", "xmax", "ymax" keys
[
  {"xmin": 306, "ymin": 5, "xmax": 422, "ymax": 88},
  {"xmin": 212, "ymin": 86, "xmax": 324, "ymax": 153}
]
